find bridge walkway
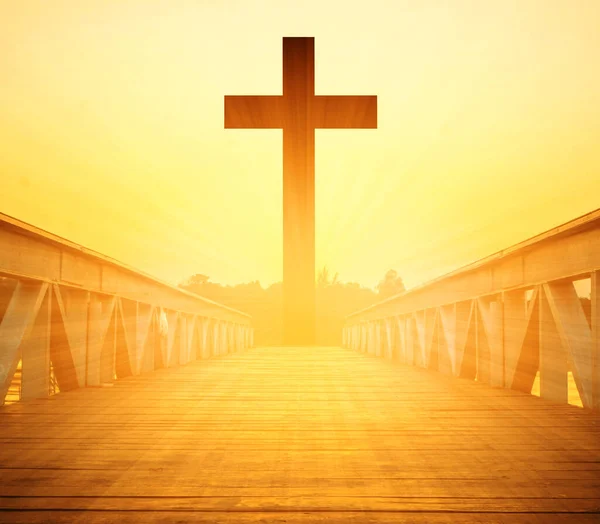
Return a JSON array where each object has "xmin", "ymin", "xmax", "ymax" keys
[{"xmin": 1, "ymin": 346, "xmax": 599, "ymax": 523}]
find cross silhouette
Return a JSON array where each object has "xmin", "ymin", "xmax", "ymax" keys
[{"xmin": 225, "ymin": 37, "xmax": 377, "ymax": 345}]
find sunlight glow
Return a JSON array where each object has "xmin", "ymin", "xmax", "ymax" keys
[{"xmin": 1, "ymin": 0, "xmax": 598, "ymax": 288}]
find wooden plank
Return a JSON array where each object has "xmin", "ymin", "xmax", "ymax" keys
[
  {"xmin": 0, "ymin": 346, "xmax": 598, "ymax": 523},
  {"xmin": 0, "ymin": 513, "xmax": 598, "ymax": 524}
]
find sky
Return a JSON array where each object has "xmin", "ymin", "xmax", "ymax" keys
[{"xmin": 1, "ymin": 0, "xmax": 599, "ymax": 290}]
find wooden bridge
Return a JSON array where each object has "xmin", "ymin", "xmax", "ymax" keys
[{"xmin": 1, "ymin": 210, "xmax": 599, "ymax": 523}]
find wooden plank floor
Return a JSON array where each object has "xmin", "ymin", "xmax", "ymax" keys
[{"xmin": 0, "ymin": 346, "xmax": 599, "ymax": 523}]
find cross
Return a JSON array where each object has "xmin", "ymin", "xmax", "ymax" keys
[{"xmin": 225, "ymin": 37, "xmax": 377, "ymax": 345}]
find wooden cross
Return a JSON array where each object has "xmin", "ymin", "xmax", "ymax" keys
[{"xmin": 225, "ymin": 37, "xmax": 377, "ymax": 345}]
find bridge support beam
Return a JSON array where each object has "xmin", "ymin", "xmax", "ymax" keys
[
  {"xmin": 478, "ymin": 297, "xmax": 504, "ymax": 387},
  {"xmin": 86, "ymin": 295, "xmax": 116, "ymax": 387},
  {"xmin": 367, "ymin": 323, "xmax": 375, "ymax": 355},
  {"xmin": 200, "ymin": 318, "xmax": 210, "ymax": 359},
  {"xmin": 0, "ymin": 283, "xmax": 49, "ymax": 403},
  {"xmin": 396, "ymin": 317, "xmax": 405, "ymax": 363},
  {"xmin": 544, "ymin": 280, "xmax": 594, "ymax": 408},
  {"xmin": 20, "ymin": 287, "xmax": 51, "ymax": 400},
  {"xmin": 539, "ymin": 285, "xmax": 568, "ymax": 404},
  {"xmin": 592, "ymin": 271, "xmax": 599, "ymax": 410},
  {"xmin": 137, "ymin": 304, "xmax": 156, "ymax": 374}
]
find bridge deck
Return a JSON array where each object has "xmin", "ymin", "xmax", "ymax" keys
[{"xmin": 1, "ymin": 346, "xmax": 599, "ymax": 523}]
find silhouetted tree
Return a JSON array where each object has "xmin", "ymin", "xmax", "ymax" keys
[
  {"xmin": 376, "ymin": 269, "xmax": 405, "ymax": 299},
  {"xmin": 187, "ymin": 274, "xmax": 210, "ymax": 286},
  {"xmin": 317, "ymin": 266, "xmax": 339, "ymax": 288}
]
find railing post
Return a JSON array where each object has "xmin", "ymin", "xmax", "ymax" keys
[
  {"xmin": 384, "ymin": 319, "xmax": 391, "ymax": 359},
  {"xmin": 592, "ymin": 271, "xmax": 599, "ymax": 410},
  {"xmin": 20, "ymin": 284, "xmax": 52, "ymax": 400},
  {"xmin": 396, "ymin": 317, "xmax": 405, "ymax": 363},
  {"xmin": 539, "ymin": 285, "xmax": 568, "ymax": 404},
  {"xmin": 405, "ymin": 316, "xmax": 414, "ymax": 365},
  {"xmin": 544, "ymin": 281, "xmax": 594, "ymax": 408},
  {"xmin": 86, "ymin": 294, "xmax": 116, "ymax": 387}
]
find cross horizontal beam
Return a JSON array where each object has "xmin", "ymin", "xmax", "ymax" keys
[{"xmin": 224, "ymin": 95, "xmax": 377, "ymax": 129}]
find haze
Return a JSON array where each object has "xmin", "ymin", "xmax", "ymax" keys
[{"xmin": 1, "ymin": 0, "xmax": 599, "ymax": 289}]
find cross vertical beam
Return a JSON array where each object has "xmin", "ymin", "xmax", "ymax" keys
[{"xmin": 282, "ymin": 38, "xmax": 316, "ymax": 345}]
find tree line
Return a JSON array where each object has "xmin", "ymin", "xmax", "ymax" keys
[{"xmin": 178, "ymin": 268, "xmax": 405, "ymax": 346}]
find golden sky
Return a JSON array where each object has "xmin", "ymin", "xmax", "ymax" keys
[{"xmin": 1, "ymin": 0, "xmax": 599, "ymax": 289}]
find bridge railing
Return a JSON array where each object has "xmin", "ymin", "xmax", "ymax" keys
[
  {"xmin": 343, "ymin": 210, "xmax": 600, "ymax": 410},
  {"xmin": 0, "ymin": 213, "xmax": 253, "ymax": 405}
]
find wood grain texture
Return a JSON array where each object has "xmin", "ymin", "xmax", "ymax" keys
[{"xmin": 0, "ymin": 346, "xmax": 599, "ymax": 523}]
